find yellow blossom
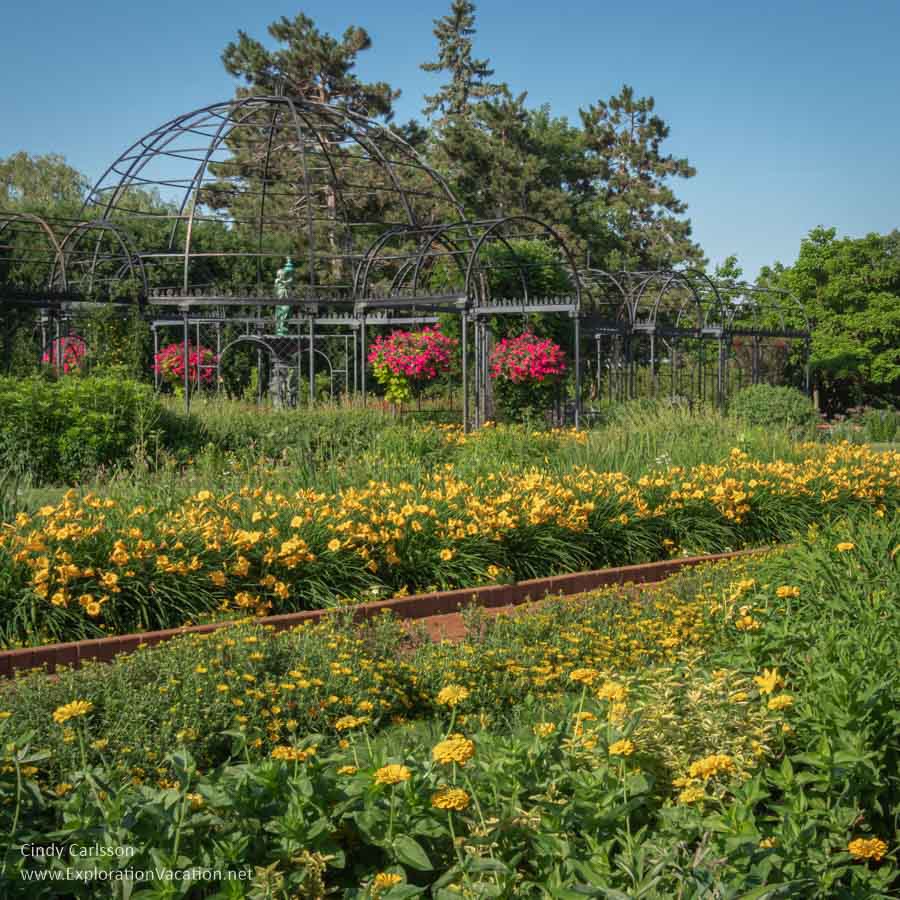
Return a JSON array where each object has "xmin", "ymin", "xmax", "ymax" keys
[
  {"xmin": 431, "ymin": 786, "xmax": 471, "ymax": 811},
  {"xmin": 373, "ymin": 764, "xmax": 412, "ymax": 786},
  {"xmin": 609, "ymin": 739, "xmax": 636, "ymax": 757},
  {"xmin": 432, "ymin": 735, "xmax": 475, "ymax": 767},
  {"xmin": 52, "ymin": 700, "xmax": 93, "ymax": 725},
  {"xmin": 768, "ymin": 694, "xmax": 794, "ymax": 711},
  {"xmin": 569, "ymin": 667, "xmax": 599, "ymax": 685},
  {"xmin": 437, "ymin": 685, "xmax": 470, "ymax": 707},
  {"xmin": 848, "ymin": 838, "xmax": 888, "ymax": 861}
]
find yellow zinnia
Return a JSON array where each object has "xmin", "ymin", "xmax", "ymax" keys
[
  {"xmin": 373, "ymin": 764, "xmax": 411, "ymax": 786},
  {"xmin": 52, "ymin": 700, "xmax": 93, "ymax": 725},
  {"xmin": 431, "ymin": 786, "xmax": 471, "ymax": 811}
]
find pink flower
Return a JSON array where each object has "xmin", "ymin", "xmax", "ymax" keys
[
  {"xmin": 153, "ymin": 342, "xmax": 217, "ymax": 385},
  {"xmin": 489, "ymin": 331, "xmax": 566, "ymax": 384},
  {"xmin": 367, "ymin": 325, "xmax": 458, "ymax": 384}
]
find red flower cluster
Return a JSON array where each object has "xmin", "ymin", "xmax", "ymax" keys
[
  {"xmin": 367, "ymin": 326, "xmax": 458, "ymax": 383},
  {"xmin": 489, "ymin": 331, "xmax": 566, "ymax": 383},
  {"xmin": 42, "ymin": 335, "xmax": 87, "ymax": 374},
  {"xmin": 153, "ymin": 342, "xmax": 217, "ymax": 385}
]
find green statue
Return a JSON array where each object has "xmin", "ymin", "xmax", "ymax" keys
[{"xmin": 274, "ymin": 257, "xmax": 294, "ymax": 336}]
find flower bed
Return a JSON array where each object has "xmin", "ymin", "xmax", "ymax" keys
[
  {"xmin": 1, "ymin": 442, "xmax": 897, "ymax": 646},
  {"xmin": 1, "ymin": 513, "xmax": 897, "ymax": 894}
]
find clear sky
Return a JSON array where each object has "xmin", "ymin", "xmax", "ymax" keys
[{"xmin": 1, "ymin": 0, "xmax": 897, "ymax": 278}]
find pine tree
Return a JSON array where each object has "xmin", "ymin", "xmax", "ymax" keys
[
  {"xmin": 421, "ymin": 1, "xmax": 504, "ymax": 124},
  {"xmin": 222, "ymin": 13, "xmax": 398, "ymax": 118},
  {"xmin": 216, "ymin": 14, "xmax": 406, "ymax": 290},
  {"xmin": 580, "ymin": 85, "xmax": 703, "ymax": 269}
]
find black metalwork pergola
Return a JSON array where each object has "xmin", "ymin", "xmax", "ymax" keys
[{"xmin": 0, "ymin": 95, "xmax": 811, "ymax": 428}]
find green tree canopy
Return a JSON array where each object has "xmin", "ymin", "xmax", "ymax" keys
[
  {"xmin": 221, "ymin": 13, "xmax": 399, "ymax": 118},
  {"xmin": 580, "ymin": 86, "xmax": 702, "ymax": 270},
  {"xmin": 0, "ymin": 151, "xmax": 87, "ymax": 213},
  {"xmin": 761, "ymin": 227, "xmax": 900, "ymax": 409}
]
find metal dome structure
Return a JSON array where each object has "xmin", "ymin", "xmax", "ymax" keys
[
  {"xmin": 83, "ymin": 95, "xmax": 465, "ymax": 299},
  {"xmin": 0, "ymin": 94, "xmax": 812, "ymax": 426}
]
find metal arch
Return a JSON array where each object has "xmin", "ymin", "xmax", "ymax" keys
[
  {"xmin": 354, "ymin": 224, "xmax": 410, "ymax": 296},
  {"xmin": 288, "ymin": 101, "xmax": 354, "ymax": 280},
  {"xmin": 217, "ymin": 333, "xmax": 282, "ymax": 363},
  {"xmin": 464, "ymin": 216, "xmax": 584, "ymax": 308},
  {"xmin": 409, "ymin": 226, "xmax": 471, "ymax": 296},
  {"xmin": 580, "ymin": 269, "xmax": 631, "ymax": 324},
  {"xmin": 355, "ymin": 223, "xmax": 472, "ymax": 298},
  {"xmin": 58, "ymin": 219, "xmax": 148, "ymax": 300},
  {"xmin": 84, "ymin": 103, "xmax": 220, "ymax": 220},
  {"xmin": 681, "ymin": 268, "xmax": 727, "ymax": 330},
  {"xmin": 0, "ymin": 212, "xmax": 69, "ymax": 292},
  {"xmin": 331, "ymin": 102, "xmax": 466, "ymax": 223},
  {"xmin": 177, "ymin": 99, "xmax": 265, "ymax": 293}
]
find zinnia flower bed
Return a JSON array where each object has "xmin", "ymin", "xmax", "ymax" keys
[{"xmin": 0, "ymin": 442, "xmax": 897, "ymax": 646}]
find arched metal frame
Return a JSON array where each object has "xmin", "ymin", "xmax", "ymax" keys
[
  {"xmin": 581, "ymin": 269, "xmax": 812, "ymax": 409},
  {"xmin": 1, "ymin": 96, "xmax": 812, "ymax": 426}
]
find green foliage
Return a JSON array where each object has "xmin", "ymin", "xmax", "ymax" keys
[
  {"xmin": 762, "ymin": 227, "xmax": 900, "ymax": 411},
  {"xmin": 0, "ymin": 151, "xmax": 87, "ymax": 209},
  {"xmin": 728, "ymin": 383, "xmax": 818, "ymax": 432},
  {"xmin": 0, "ymin": 375, "xmax": 164, "ymax": 485},
  {"xmin": 580, "ymin": 85, "xmax": 703, "ymax": 269},
  {"xmin": 2, "ymin": 515, "xmax": 899, "ymax": 895},
  {"xmin": 221, "ymin": 12, "xmax": 398, "ymax": 118}
]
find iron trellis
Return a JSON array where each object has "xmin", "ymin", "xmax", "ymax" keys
[{"xmin": 1, "ymin": 96, "xmax": 811, "ymax": 425}]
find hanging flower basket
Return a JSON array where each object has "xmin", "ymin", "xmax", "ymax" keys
[
  {"xmin": 42, "ymin": 335, "xmax": 87, "ymax": 375},
  {"xmin": 367, "ymin": 325, "xmax": 458, "ymax": 405},
  {"xmin": 153, "ymin": 342, "xmax": 217, "ymax": 387},
  {"xmin": 489, "ymin": 330, "xmax": 566, "ymax": 422}
]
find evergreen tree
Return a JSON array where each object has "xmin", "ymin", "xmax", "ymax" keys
[
  {"xmin": 580, "ymin": 85, "xmax": 703, "ymax": 269},
  {"xmin": 421, "ymin": 1, "xmax": 504, "ymax": 124},
  {"xmin": 217, "ymin": 14, "xmax": 407, "ymax": 291},
  {"xmin": 222, "ymin": 13, "xmax": 398, "ymax": 118}
]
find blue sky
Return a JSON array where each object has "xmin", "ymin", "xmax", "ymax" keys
[{"xmin": 1, "ymin": 0, "xmax": 897, "ymax": 278}]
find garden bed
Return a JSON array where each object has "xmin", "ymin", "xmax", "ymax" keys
[
  {"xmin": 0, "ymin": 548, "xmax": 760, "ymax": 676},
  {"xmin": 1, "ymin": 512, "xmax": 897, "ymax": 895},
  {"xmin": 2, "ymin": 440, "xmax": 897, "ymax": 649}
]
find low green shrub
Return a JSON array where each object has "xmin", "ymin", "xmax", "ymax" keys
[
  {"xmin": 0, "ymin": 373, "xmax": 165, "ymax": 485},
  {"xmin": 728, "ymin": 383, "xmax": 818, "ymax": 432},
  {"xmin": 861, "ymin": 407, "xmax": 899, "ymax": 443}
]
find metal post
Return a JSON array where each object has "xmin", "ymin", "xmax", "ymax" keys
[
  {"xmin": 573, "ymin": 314, "xmax": 581, "ymax": 427},
  {"xmin": 152, "ymin": 326, "xmax": 160, "ymax": 392},
  {"xmin": 308, "ymin": 314, "xmax": 315, "ymax": 406},
  {"xmin": 649, "ymin": 330, "xmax": 657, "ymax": 398},
  {"xmin": 257, "ymin": 347, "xmax": 263, "ymax": 405},
  {"xmin": 461, "ymin": 312, "xmax": 469, "ymax": 433},
  {"xmin": 473, "ymin": 318, "xmax": 480, "ymax": 428},
  {"xmin": 717, "ymin": 335, "xmax": 727, "ymax": 409},
  {"xmin": 215, "ymin": 322, "xmax": 222, "ymax": 397},
  {"xmin": 182, "ymin": 312, "xmax": 190, "ymax": 415},
  {"xmin": 671, "ymin": 340, "xmax": 678, "ymax": 398},
  {"xmin": 360, "ymin": 314, "xmax": 366, "ymax": 405}
]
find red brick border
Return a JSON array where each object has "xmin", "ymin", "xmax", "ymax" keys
[{"xmin": 0, "ymin": 548, "xmax": 765, "ymax": 678}]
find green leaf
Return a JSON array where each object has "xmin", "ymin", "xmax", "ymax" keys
[{"xmin": 392, "ymin": 834, "xmax": 433, "ymax": 871}]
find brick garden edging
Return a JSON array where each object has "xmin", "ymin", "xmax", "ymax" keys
[{"xmin": 0, "ymin": 548, "xmax": 765, "ymax": 678}]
